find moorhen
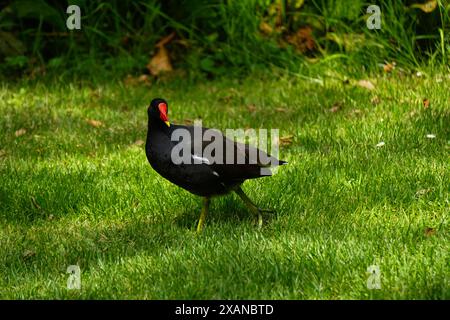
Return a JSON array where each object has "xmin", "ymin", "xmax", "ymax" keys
[{"xmin": 145, "ymin": 98, "xmax": 287, "ymax": 232}]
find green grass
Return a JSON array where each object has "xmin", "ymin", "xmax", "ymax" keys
[{"xmin": 0, "ymin": 72, "xmax": 449, "ymax": 299}]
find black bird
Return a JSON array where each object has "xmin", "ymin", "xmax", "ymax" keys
[{"xmin": 145, "ymin": 98, "xmax": 287, "ymax": 232}]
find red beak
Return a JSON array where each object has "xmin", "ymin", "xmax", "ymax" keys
[{"xmin": 158, "ymin": 103, "xmax": 168, "ymax": 122}]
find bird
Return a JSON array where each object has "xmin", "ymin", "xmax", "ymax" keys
[{"xmin": 145, "ymin": 98, "xmax": 287, "ymax": 233}]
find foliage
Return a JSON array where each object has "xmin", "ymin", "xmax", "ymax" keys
[{"xmin": 0, "ymin": 0, "xmax": 449, "ymax": 79}]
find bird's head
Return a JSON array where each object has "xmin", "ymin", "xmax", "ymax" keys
[{"xmin": 148, "ymin": 98, "xmax": 170, "ymax": 127}]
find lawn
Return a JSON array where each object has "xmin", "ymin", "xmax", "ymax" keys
[{"xmin": 0, "ymin": 73, "xmax": 448, "ymax": 299}]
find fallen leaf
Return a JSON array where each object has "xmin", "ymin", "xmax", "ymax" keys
[
  {"xmin": 247, "ymin": 104, "xmax": 257, "ymax": 112},
  {"xmin": 15, "ymin": 128, "xmax": 26, "ymax": 137},
  {"xmin": 86, "ymin": 119, "xmax": 103, "ymax": 128},
  {"xmin": 155, "ymin": 32, "xmax": 175, "ymax": 47},
  {"xmin": 423, "ymin": 98, "xmax": 430, "ymax": 109},
  {"xmin": 376, "ymin": 141, "xmax": 385, "ymax": 148},
  {"xmin": 147, "ymin": 33, "xmax": 175, "ymax": 76},
  {"xmin": 383, "ymin": 62, "xmax": 396, "ymax": 73},
  {"xmin": 426, "ymin": 134, "xmax": 436, "ymax": 139},
  {"xmin": 411, "ymin": 0, "xmax": 438, "ymax": 13},
  {"xmin": 147, "ymin": 46, "xmax": 173, "ymax": 76},
  {"xmin": 329, "ymin": 102, "xmax": 342, "ymax": 113},
  {"xmin": 22, "ymin": 249, "xmax": 35, "ymax": 260},
  {"xmin": 349, "ymin": 109, "xmax": 362, "ymax": 116},
  {"xmin": 275, "ymin": 107, "xmax": 289, "ymax": 113},
  {"xmin": 371, "ymin": 96, "xmax": 381, "ymax": 105},
  {"xmin": 424, "ymin": 227, "xmax": 436, "ymax": 237},
  {"xmin": 259, "ymin": 21, "xmax": 273, "ymax": 35},
  {"xmin": 183, "ymin": 119, "xmax": 194, "ymax": 125},
  {"xmin": 415, "ymin": 188, "xmax": 432, "ymax": 197},
  {"xmin": 280, "ymin": 135, "xmax": 294, "ymax": 146},
  {"xmin": 48, "ymin": 214, "xmax": 54, "ymax": 221},
  {"xmin": 357, "ymin": 80, "xmax": 375, "ymax": 90},
  {"xmin": 133, "ymin": 139, "xmax": 144, "ymax": 146},
  {"xmin": 286, "ymin": 26, "xmax": 315, "ymax": 53}
]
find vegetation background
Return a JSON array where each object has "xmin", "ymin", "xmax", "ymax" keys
[{"xmin": 0, "ymin": 0, "xmax": 449, "ymax": 299}]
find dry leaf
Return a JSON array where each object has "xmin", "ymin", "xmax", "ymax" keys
[
  {"xmin": 247, "ymin": 104, "xmax": 257, "ymax": 112},
  {"xmin": 86, "ymin": 119, "xmax": 103, "ymax": 128},
  {"xmin": 147, "ymin": 33, "xmax": 175, "ymax": 76},
  {"xmin": 411, "ymin": 0, "xmax": 438, "ymax": 13},
  {"xmin": 424, "ymin": 227, "xmax": 436, "ymax": 237},
  {"xmin": 275, "ymin": 107, "xmax": 289, "ymax": 113},
  {"xmin": 147, "ymin": 46, "xmax": 173, "ymax": 76},
  {"xmin": 22, "ymin": 249, "xmax": 35, "ymax": 260},
  {"xmin": 423, "ymin": 98, "xmax": 430, "ymax": 109},
  {"xmin": 155, "ymin": 32, "xmax": 175, "ymax": 47},
  {"xmin": 133, "ymin": 139, "xmax": 145, "ymax": 146},
  {"xmin": 415, "ymin": 188, "xmax": 432, "ymax": 197},
  {"xmin": 259, "ymin": 21, "xmax": 273, "ymax": 35},
  {"xmin": 349, "ymin": 109, "xmax": 362, "ymax": 116},
  {"xmin": 183, "ymin": 119, "xmax": 194, "ymax": 125},
  {"xmin": 286, "ymin": 26, "xmax": 315, "ymax": 53},
  {"xmin": 371, "ymin": 96, "xmax": 381, "ymax": 105},
  {"xmin": 357, "ymin": 80, "xmax": 375, "ymax": 90},
  {"xmin": 426, "ymin": 134, "xmax": 436, "ymax": 139},
  {"xmin": 280, "ymin": 135, "xmax": 294, "ymax": 146},
  {"xmin": 329, "ymin": 102, "xmax": 342, "ymax": 113},
  {"xmin": 376, "ymin": 141, "xmax": 385, "ymax": 148},
  {"xmin": 15, "ymin": 128, "xmax": 26, "ymax": 137},
  {"xmin": 383, "ymin": 62, "xmax": 396, "ymax": 73}
]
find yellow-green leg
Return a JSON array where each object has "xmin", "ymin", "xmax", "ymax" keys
[
  {"xmin": 196, "ymin": 197, "xmax": 210, "ymax": 233},
  {"xmin": 235, "ymin": 186, "xmax": 272, "ymax": 228}
]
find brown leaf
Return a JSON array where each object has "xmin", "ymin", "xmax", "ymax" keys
[
  {"xmin": 329, "ymin": 102, "xmax": 342, "ymax": 113},
  {"xmin": 286, "ymin": 26, "xmax": 315, "ymax": 53},
  {"xmin": 15, "ymin": 128, "xmax": 27, "ymax": 137},
  {"xmin": 280, "ymin": 135, "xmax": 294, "ymax": 146},
  {"xmin": 133, "ymin": 139, "xmax": 145, "ymax": 146},
  {"xmin": 383, "ymin": 62, "xmax": 396, "ymax": 73},
  {"xmin": 357, "ymin": 80, "xmax": 375, "ymax": 90},
  {"xmin": 182, "ymin": 119, "xmax": 194, "ymax": 125},
  {"xmin": 155, "ymin": 32, "xmax": 175, "ymax": 48},
  {"xmin": 423, "ymin": 98, "xmax": 430, "ymax": 109},
  {"xmin": 411, "ymin": 0, "xmax": 438, "ymax": 13},
  {"xmin": 259, "ymin": 21, "xmax": 274, "ymax": 35},
  {"xmin": 424, "ymin": 227, "xmax": 436, "ymax": 237},
  {"xmin": 147, "ymin": 33, "xmax": 175, "ymax": 76},
  {"xmin": 247, "ymin": 104, "xmax": 257, "ymax": 112},
  {"xmin": 147, "ymin": 46, "xmax": 173, "ymax": 76},
  {"xmin": 86, "ymin": 119, "xmax": 103, "ymax": 128}
]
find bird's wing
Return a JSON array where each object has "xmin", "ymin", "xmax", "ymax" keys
[{"xmin": 172, "ymin": 125, "xmax": 283, "ymax": 180}]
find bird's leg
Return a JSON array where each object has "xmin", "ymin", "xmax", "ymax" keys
[
  {"xmin": 196, "ymin": 197, "xmax": 210, "ymax": 233},
  {"xmin": 235, "ymin": 187, "xmax": 273, "ymax": 228}
]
